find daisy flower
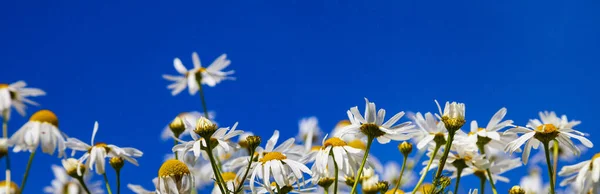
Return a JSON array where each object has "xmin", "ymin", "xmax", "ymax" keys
[
  {"xmin": 0, "ymin": 180, "xmax": 19, "ymax": 194},
  {"xmin": 211, "ymin": 172, "xmax": 242, "ymax": 194},
  {"xmin": 519, "ymin": 168, "xmax": 543, "ymax": 194},
  {"xmin": 558, "ymin": 153, "xmax": 600, "ymax": 194},
  {"xmin": 427, "ymin": 144, "xmax": 489, "ymax": 176},
  {"xmin": 0, "ymin": 81, "xmax": 45, "ymax": 118},
  {"xmin": 297, "ymin": 117, "xmax": 322, "ymax": 152},
  {"xmin": 336, "ymin": 98, "xmax": 416, "ymax": 144},
  {"xmin": 44, "ymin": 164, "xmax": 103, "ymax": 194},
  {"xmin": 9, "ymin": 109, "xmax": 66, "ymax": 157},
  {"xmin": 313, "ymin": 137, "xmax": 363, "ymax": 179},
  {"xmin": 161, "ymin": 111, "xmax": 215, "ymax": 140},
  {"xmin": 465, "ymin": 108, "xmax": 515, "ymax": 153},
  {"xmin": 435, "ymin": 100, "xmax": 466, "ymax": 131},
  {"xmin": 248, "ymin": 130, "xmax": 312, "ymax": 192},
  {"xmin": 65, "ymin": 121, "xmax": 143, "ymax": 175},
  {"xmin": 460, "ymin": 157, "xmax": 522, "ymax": 184},
  {"xmin": 504, "ymin": 111, "xmax": 593, "ymax": 164},
  {"xmin": 172, "ymin": 120, "xmax": 243, "ymax": 161},
  {"xmin": 162, "ymin": 52, "xmax": 234, "ymax": 96},
  {"xmin": 382, "ymin": 162, "xmax": 416, "ymax": 190},
  {"xmin": 157, "ymin": 159, "xmax": 194, "ymax": 194},
  {"xmin": 412, "ymin": 112, "xmax": 447, "ymax": 150}
]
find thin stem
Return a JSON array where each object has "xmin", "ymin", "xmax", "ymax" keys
[
  {"xmin": 103, "ymin": 173, "xmax": 113, "ymax": 194},
  {"xmin": 479, "ymin": 176, "xmax": 486, "ymax": 194},
  {"xmin": 174, "ymin": 140, "xmax": 179, "ymax": 160},
  {"xmin": 412, "ymin": 143, "xmax": 441, "ymax": 194},
  {"xmin": 19, "ymin": 151, "xmax": 35, "ymax": 193},
  {"xmin": 454, "ymin": 168, "xmax": 463, "ymax": 194},
  {"xmin": 543, "ymin": 141, "xmax": 556, "ymax": 194},
  {"xmin": 116, "ymin": 169, "xmax": 121, "ymax": 194},
  {"xmin": 477, "ymin": 144, "xmax": 498, "ymax": 194},
  {"xmin": 206, "ymin": 143, "xmax": 227, "ymax": 194},
  {"xmin": 76, "ymin": 177, "xmax": 93, "ymax": 194},
  {"xmin": 350, "ymin": 137, "xmax": 374, "ymax": 194},
  {"xmin": 552, "ymin": 140, "xmax": 559, "ymax": 186},
  {"xmin": 196, "ymin": 75, "xmax": 210, "ymax": 118},
  {"xmin": 324, "ymin": 189, "xmax": 329, "ymax": 194},
  {"xmin": 235, "ymin": 150, "xmax": 255, "ymax": 193},
  {"xmin": 434, "ymin": 131, "xmax": 456, "ymax": 181},
  {"xmin": 392, "ymin": 155, "xmax": 408, "ymax": 193},
  {"xmin": 333, "ymin": 151, "xmax": 339, "ymax": 194},
  {"xmin": 2, "ymin": 112, "xmax": 11, "ymax": 171}
]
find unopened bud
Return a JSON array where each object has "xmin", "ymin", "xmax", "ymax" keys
[
  {"xmin": 398, "ymin": 141, "xmax": 413, "ymax": 156},
  {"xmin": 169, "ymin": 116, "xmax": 186, "ymax": 137},
  {"xmin": 246, "ymin": 136, "xmax": 261, "ymax": 151},
  {"xmin": 110, "ymin": 157, "xmax": 125, "ymax": 171},
  {"xmin": 508, "ymin": 186, "xmax": 525, "ymax": 194},
  {"xmin": 194, "ymin": 117, "xmax": 217, "ymax": 138}
]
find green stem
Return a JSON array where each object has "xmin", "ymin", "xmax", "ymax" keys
[
  {"xmin": 196, "ymin": 75, "xmax": 210, "ymax": 118},
  {"xmin": 543, "ymin": 141, "xmax": 556, "ymax": 194},
  {"xmin": 479, "ymin": 176, "xmax": 486, "ymax": 194},
  {"xmin": 392, "ymin": 155, "xmax": 408, "ymax": 193},
  {"xmin": 19, "ymin": 152, "xmax": 35, "ymax": 193},
  {"xmin": 324, "ymin": 189, "xmax": 329, "ymax": 194},
  {"xmin": 116, "ymin": 169, "xmax": 121, "ymax": 194},
  {"xmin": 333, "ymin": 151, "xmax": 339, "ymax": 194},
  {"xmin": 477, "ymin": 144, "xmax": 498, "ymax": 194},
  {"xmin": 103, "ymin": 173, "xmax": 113, "ymax": 194},
  {"xmin": 174, "ymin": 140, "xmax": 179, "ymax": 160},
  {"xmin": 454, "ymin": 168, "xmax": 463, "ymax": 194},
  {"xmin": 350, "ymin": 137, "xmax": 374, "ymax": 194},
  {"xmin": 552, "ymin": 140, "xmax": 559, "ymax": 186},
  {"xmin": 434, "ymin": 131, "xmax": 455, "ymax": 181},
  {"xmin": 206, "ymin": 143, "xmax": 227, "ymax": 194},
  {"xmin": 412, "ymin": 143, "xmax": 441, "ymax": 194},
  {"xmin": 2, "ymin": 112, "xmax": 10, "ymax": 171},
  {"xmin": 76, "ymin": 177, "xmax": 92, "ymax": 194},
  {"xmin": 235, "ymin": 150, "xmax": 255, "ymax": 193}
]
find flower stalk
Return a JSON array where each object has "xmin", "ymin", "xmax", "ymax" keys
[
  {"xmin": 412, "ymin": 143, "xmax": 442, "ymax": 193},
  {"xmin": 19, "ymin": 151, "xmax": 36, "ymax": 193},
  {"xmin": 350, "ymin": 137, "xmax": 374, "ymax": 194}
]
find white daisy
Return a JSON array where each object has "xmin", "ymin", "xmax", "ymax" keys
[
  {"xmin": 172, "ymin": 121, "xmax": 243, "ymax": 161},
  {"xmin": 161, "ymin": 111, "xmax": 215, "ymax": 140},
  {"xmin": 157, "ymin": 159, "xmax": 195, "ymax": 194},
  {"xmin": 211, "ymin": 172, "xmax": 242, "ymax": 194},
  {"xmin": 336, "ymin": 98, "xmax": 416, "ymax": 144},
  {"xmin": 460, "ymin": 157, "xmax": 522, "ymax": 184},
  {"xmin": 427, "ymin": 144, "xmax": 489, "ymax": 176},
  {"xmin": 412, "ymin": 112, "xmax": 447, "ymax": 150},
  {"xmin": 43, "ymin": 165, "xmax": 103, "ymax": 194},
  {"xmin": 65, "ymin": 121, "xmax": 143, "ymax": 175},
  {"xmin": 297, "ymin": 117, "xmax": 322, "ymax": 152},
  {"xmin": 313, "ymin": 137, "xmax": 363, "ymax": 179},
  {"xmin": 0, "ymin": 81, "xmax": 45, "ymax": 118},
  {"xmin": 519, "ymin": 167, "xmax": 543, "ymax": 194},
  {"xmin": 9, "ymin": 109, "xmax": 66, "ymax": 157},
  {"xmin": 435, "ymin": 100, "xmax": 466, "ymax": 131},
  {"xmin": 162, "ymin": 52, "xmax": 234, "ymax": 96},
  {"xmin": 504, "ymin": 111, "xmax": 593, "ymax": 164},
  {"xmin": 465, "ymin": 108, "xmax": 515, "ymax": 153},
  {"xmin": 558, "ymin": 153, "xmax": 600, "ymax": 194},
  {"xmin": 248, "ymin": 131, "xmax": 312, "ymax": 193}
]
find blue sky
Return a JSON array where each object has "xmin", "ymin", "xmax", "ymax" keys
[{"xmin": 1, "ymin": 0, "xmax": 600, "ymax": 193}]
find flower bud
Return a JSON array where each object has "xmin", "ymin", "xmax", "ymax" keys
[
  {"xmin": 110, "ymin": 157, "xmax": 125, "ymax": 171},
  {"xmin": 508, "ymin": 186, "xmax": 525, "ymax": 194},
  {"xmin": 194, "ymin": 117, "xmax": 217, "ymax": 138},
  {"xmin": 377, "ymin": 181, "xmax": 390, "ymax": 193},
  {"xmin": 246, "ymin": 135, "xmax": 261, "ymax": 151},
  {"xmin": 169, "ymin": 116, "xmax": 186, "ymax": 137},
  {"xmin": 398, "ymin": 141, "xmax": 413, "ymax": 156},
  {"xmin": 317, "ymin": 177, "xmax": 335, "ymax": 188}
]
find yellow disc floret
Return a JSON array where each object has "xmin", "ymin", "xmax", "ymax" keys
[
  {"xmin": 348, "ymin": 139, "xmax": 366, "ymax": 150},
  {"xmin": 0, "ymin": 84, "xmax": 8, "ymax": 88},
  {"xmin": 158, "ymin": 159, "xmax": 191, "ymax": 178},
  {"xmin": 535, "ymin": 124, "xmax": 558, "ymax": 134},
  {"xmin": 221, "ymin": 172, "xmax": 237, "ymax": 182},
  {"xmin": 259, "ymin": 152, "xmax": 287, "ymax": 164},
  {"xmin": 29, "ymin": 109, "xmax": 59, "ymax": 127},
  {"xmin": 324, "ymin": 137, "xmax": 347, "ymax": 147}
]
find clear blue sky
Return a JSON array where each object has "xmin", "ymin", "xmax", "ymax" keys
[{"xmin": 1, "ymin": 0, "xmax": 599, "ymax": 193}]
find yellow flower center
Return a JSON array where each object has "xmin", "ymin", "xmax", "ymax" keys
[
  {"xmin": 158, "ymin": 159, "xmax": 190, "ymax": 178},
  {"xmin": 535, "ymin": 124, "xmax": 558, "ymax": 134},
  {"xmin": 29, "ymin": 109, "xmax": 59, "ymax": 127},
  {"xmin": 385, "ymin": 190, "xmax": 405, "ymax": 194},
  {"xmin": 0, "ymin": 84, "xmax": 8, "ymax": 88},
  {"xmin": 348, "ymin": 139, "xmax": 366, "ymax": 150},
  {"xmin": 593, "ymin": 153, "xmax": 600, "ymax": 161},
  {"xmin": 221, "ymin": 172, "xmax": 237, "ymax": 182},
  {"xmin": 311, "ymin": 146, "xmax": 322, "ymax": 151},
  {"xmin": 0, "ymin": 180, "xmax": 19, "ymax": 191},
  {"xmin": 324, "ymin": 137, "xmax": 347, "ymax": 147},
  {"xmin": 88, "ymin": 142, "xmax": 111, "ymax": 153},
  {"xmin": 419, "ymin": 183, "xmax": 434, "ymax": 193},
  {"xmin": 259, "ymin": 152, "xmax": 287, "ymax": 163}
]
